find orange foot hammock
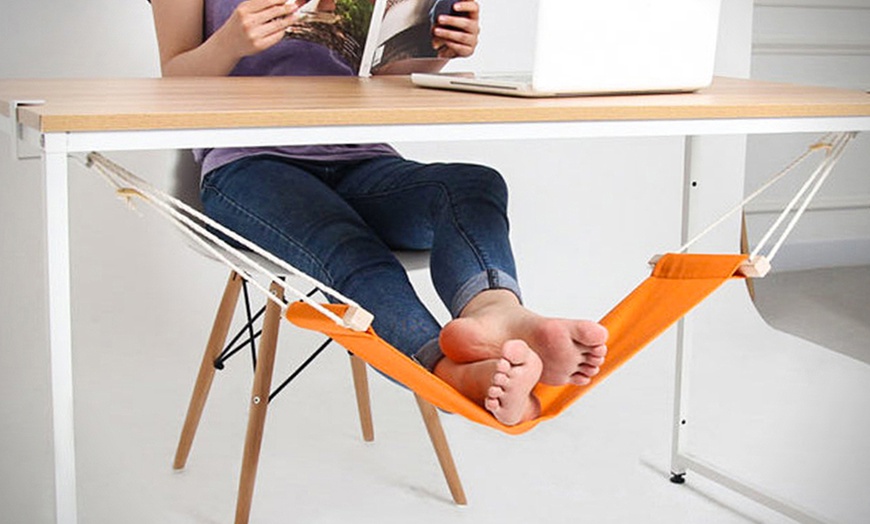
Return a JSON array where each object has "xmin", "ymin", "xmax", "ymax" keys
[
  {"xmin": 285, "ymin": 253, "xmax": 752, "ymax": 435},
  {"xmin": 81, "ymin": 132, "xmax": 855, "ymax": 436}
]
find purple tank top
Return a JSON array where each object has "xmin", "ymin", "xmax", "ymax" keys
[{"xmin": 196, "ymin": 0, "xmax": 398, "ymax": 175}]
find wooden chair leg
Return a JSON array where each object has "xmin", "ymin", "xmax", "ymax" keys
[
  {"xmin": 234, "ymin": 281, "xmax": 283, "ymax": 524},
  {"xmin": 415, "ymin": 394, "xmax": 467, "ymax": 505},
  {"xmin": 349, "ymin": 354, "xmax": 375, "ymax": 442},
  {"xmin": 174, "ymin": 271, "xmax": 243, "ymax": 470}
]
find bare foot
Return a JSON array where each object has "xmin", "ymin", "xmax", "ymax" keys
[
  {"xmin": 440, "ymin": 290, "xmax": 608, "ymax": 386},
  {"xmin": 484, "ymin": 340, "xmax": 543, "ymax": 425},
  {"xmin": 434, "ymin": 339, "xmax": 542, "ymax": 426}
]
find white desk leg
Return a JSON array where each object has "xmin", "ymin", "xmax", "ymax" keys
[
  {"xmin": 669, "ymin": 317, "xmax": 692, "ymax": 483},
  {"xmin": 668, "ymin": 136, "xmax": 837, "ymax": 524},
  {"xmin": 669, "ymin": 136, "xmax": 699, "ymax": 483},
  {"xmin": 43, "ymin": 138, "xmax": 78, "ymax": 524}
]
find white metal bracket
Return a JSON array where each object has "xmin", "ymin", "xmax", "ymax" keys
[{"xmin": 8, "ymin": 99, "xmax": 45, "ymax": 161}]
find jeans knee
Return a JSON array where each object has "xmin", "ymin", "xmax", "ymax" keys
[{"xmin": 452, "ymin": 164, "xmax": 509, "ymax": 206}]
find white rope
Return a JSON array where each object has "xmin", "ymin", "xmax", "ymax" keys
[
  {"xmin": 748, "ymin": 137, "xmax": 839, "ymax": 260},
  {"xmin": 81, "ymin": 153, "xmax": 294, "ymax": 312},
  {"xmin": 74, "ymin": 152, "xmax": 369, "ymax": 329},
  {"xmin": 676, "ymin": 132, "xmax": 854, "ymax": 264},
  {"xmin": 763, "ymin": 132, "xmax": 854, "ymax": 262},
  {"xmin": 676, "ymin": 132, "xmax": 832, "ymax": 254}
]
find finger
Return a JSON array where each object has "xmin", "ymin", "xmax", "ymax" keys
[
  {"xmin": 264, "ymin": 4, "xmax": 298, "ymax": 24},
  {"xmin": 257, "ymin": 30, "xmax": 287, "ymax": 51},
  {"xmin": 451, "ymin": 1, "xmax": 480, "ymax": 20},
  {"xmin": 437, "ymin": 45, "xmax": 461, "ymax": 59},
  {"xmin": 434, "ymin": 14, "xmax": 479, "ymax": 35},
  {"xmin": 432, "ymin": 26, "xmax": 477, "ymax": 48},
  {"xmin": 247, "ymin": 0, "xmax": 295, "ymax": 10},
  {"xmin": 251, "ymin": 6, "xmax": 298, "ymax": 40},
  {"xmin": 244, "ymin": 17, "xmax": 296, "ymax": 53},
  {"xmin": 261, "ymin": 17, "xmax": 292, "ymax": 40},
  {"xmin": 436, "ymin": 23, "xmax": 477, "ymax": 47},
  {"xmin": 244, "ymin": 0, "xmax": 297, "ymax": 26},
  {"xmin": 244, "ymin": 15, "xmax": 286, "ymax": 43},
  {"xmin": 434, "ymin": 36, "xmax": 476, "ymax": 58},
  {"xmin": 432, "ymin": 39, "xmax": 454, "ymax": 59}
]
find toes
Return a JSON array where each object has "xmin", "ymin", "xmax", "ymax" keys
[
  {"xmin": 568, "ymin": 373, "xmax": 592, "ymax": 386},
  {"xmin": 484, "ymin": 342, "xmax": 543, "ymax": 426},
  {"xmin": 501, "ymin": 339, "xmax": 533, "ymax": 365},
  {"xmin": 495, "ymin": 357, "xmax": 512, "ymax": 374},
  {"xmin": 571, "ymin": 321, "xmax": 609, "ymax": 347},
  {"xmin": 585, "ymin": 343, "xmax": 608, "ymax": 358},
  {"xmin": 500, "ymin": 340, "xmax": 544, "ymax": 378},
  {"xmin": 484, "ymin": 396, "xmax": 501, "ymax": 414},
  {"xmin": 491, "ymin": 371, "xmax": 510, "ymax": 388},
  {"xmin": 565, "ymin": 362, "xmax": 601, "ymax": 386},
  {"xmin": 488, "ymin": 384, "xmax": 506, "ymax": 399},
  {"xmin": 577, "ymin": 363, "xmax": 600, "ymax": 377},
  {"xmin": 583, "ymin": 354, "xmax": 606, "ymax": 367}
]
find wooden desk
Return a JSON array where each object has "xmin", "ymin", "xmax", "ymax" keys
[
  {"xmin": 2, "ymin": 75, "xmax": 869, "ymax": 524},
  {"xmin": 1, "ymin": 75, "xmax": 869, "ymax": 131}
]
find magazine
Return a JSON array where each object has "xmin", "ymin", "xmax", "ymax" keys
[{"xmin": 284, "ymin": 0, "xmax": 462, "ymax": 76}]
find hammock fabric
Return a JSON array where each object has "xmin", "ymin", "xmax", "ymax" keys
[{"xmin": 286, "ymin": 252, "xmax": 749, "ymax": 435}]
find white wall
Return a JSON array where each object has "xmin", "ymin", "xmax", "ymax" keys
[{"xmin": 7, "ymin": 0, "xmax": 862, "ymax": 521}]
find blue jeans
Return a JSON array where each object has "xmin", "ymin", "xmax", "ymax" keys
[{"xmin": 200, "ymin": 154, "xmax": 522, "ymax": 370}]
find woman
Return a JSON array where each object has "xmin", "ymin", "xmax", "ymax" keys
[{"xmin": 150, "ymin": 0, "xmax": 607, "ymax": 426}]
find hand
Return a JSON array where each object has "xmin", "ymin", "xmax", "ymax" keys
[
  {"xmin": 216, "ymin": 0, "xmax": 301, "ymax": 60},
  {"xmin": 431, "ymin": 1, "xmax": 480, "ymax": 59}
]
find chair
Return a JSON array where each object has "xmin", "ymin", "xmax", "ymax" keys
[{"xmin": 166, "ymin": 151, "xmax": 466, "ymax": 524}]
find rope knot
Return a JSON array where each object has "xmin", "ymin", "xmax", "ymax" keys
[
  {"xmin": 809, "ymin": 141, "xmax": 833, "ymax": 152},
  {"xmin": 116, "ymin": 187, "xmax": 145, "ymax": 212}
]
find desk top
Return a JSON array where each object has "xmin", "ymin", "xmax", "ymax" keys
[{"xmin": 2, "ymin": 76, "xmax": 869, "ymax": 133}]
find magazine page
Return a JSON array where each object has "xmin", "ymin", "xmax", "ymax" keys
[
  {"xmin": 284, "ymin": 0, "xmax": 378, "ymax": 75},
  {"xmin": 368, "ymin": 0, "xmax": 457, "ymax": 75}
]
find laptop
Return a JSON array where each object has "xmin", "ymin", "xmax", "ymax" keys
[{"xmin": 411, "ymin": 0, "xmax": 722, "ymax": 97}]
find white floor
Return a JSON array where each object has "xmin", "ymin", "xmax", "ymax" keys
[{"xmin": 4, "ymin": 266, "xmax": 867, "ymax": 524}]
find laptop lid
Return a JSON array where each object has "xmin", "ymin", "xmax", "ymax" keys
[{"xmin": 412, "ymin": 0, "xmax": 722, "ymax": 97}]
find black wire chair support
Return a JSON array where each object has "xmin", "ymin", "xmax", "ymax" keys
[{"xmin": 211, "ymin": 280, "xmax": 335, "ymax": 404}]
